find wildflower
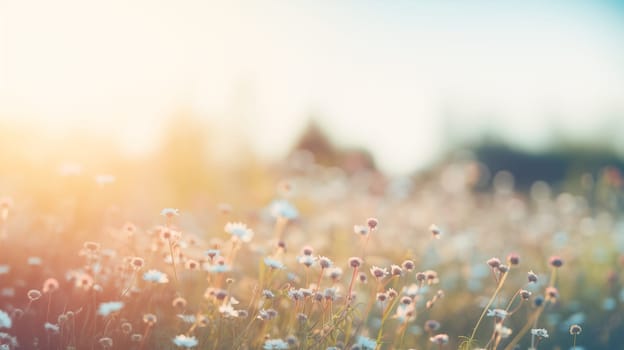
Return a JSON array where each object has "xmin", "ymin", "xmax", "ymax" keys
[
  {"xmin": 121, "ymin": 322, "xmax": 132, "ymax": 334},
  {"xmin": 27, "ymin": 289, "xmax": 42, "ymax": 301},
  {"xmin": 177, "ymin": 314, "xmax": 196, "ymax": 323},
  {"xmin": 160, "ymin": 208, "xmax": 180, "ymax": 217},
  {"xmin": 402, "ymin": 260, "xmax": 415, "ymax": 271},
  {"xmin": 507, "ymin": 253, "xmax": 520, "ymax": 266},
  {"xmin": 224, "ymin": 222, "xmax": 254, "ymax": 242},
  {"xmin": 318, "ymin": 256, "xmax": 333, "ymax": 269},
  {"xmin": 301, "ymin": 246, "xmax": 314, "ymax": 256},
  {"xmin": 394, "ymin": 303, "xmax": 416, "ymax": 322},
  {"xmin": 570, "ymin": 324, "xmax": 582, "ymax": 335},
  {"xmin": 326, "ymin": 267, "xmax": 343, "ymax": 281},
  {"xmin": 219, "ymin": 302, "xmax": 239, "ymax": 318},
  {"xmin": 131, "ymin": 333, "xmax": 142, "ymax": 342},
  {"xmin": 376, "ymin": 292, "xmax": 388, "ymax": 302},
  {"xmin": 533, "ymin": 295, "xmax": 545, "ymax": 307},
  {"xmin": 143, "ymin": 313, "xmax": 157, "ymax": 325},
  {"xmin": 297, "ymin": 255, "xmax": 317, "ymax": 268},
  {"xmin": 42, "ymin": 278, "xmax": 60, "ymax": 293},
  {"xmin": 84, "ymin": 241, "xmax": 101, "ymax": 252},
  {"xmin": 370, "ymin": 266, "xmax": 388, "ymax": 280},
  {"xmin": 197, "ymin": 314, "xmax": 210, "ymax": 325},
  {"xmin": 528, "ymin": 271, "xmax": 539, "ymax": 283},
  {"xmin": 520, "ymin": 289, "xmax": 532, "ymax": 300},
  {"xmin": 429, "ymin": 334, "xmax": 449, "ymax": 345},
  {"xmin": 366, "ymin": 218, "xmax": 379, "ymax": 231},
  {"xmin": 268, "ymin": 199, "xmax": 298, "ymax": 220},
  {"xmin": 400, "ymin": 296, "xmax": 412, "ymax": 305},
  {"xmin": 387, "ymin": 288, "xmax": 398, "ymax": 299},
  {"xmin": 549, "ymin": 256, "xmax": 563, "ymax": 268},
  {"xmin": 285, "ymin": 335, "xmax": 298, "ymax": 346},
  {"xmin": 487, "ymin": 257, "xmax": 501, "ymax": 269},
  {"xmin": 215, "ymin": 289, "xmax": 228, "ymax": 300},
  {"xmin": 323, "ymin": 287, "xmax": 338, "ymax": 301},
  {"xmin": 358, "ymin": 272, "xmax": 368, "ymax": 283},
  {"xmin": 205, "ymin": 249, "xmax": 220, "ymax": 259},
  {"xmin": 0, "ymin": 332, "xmax": 18, "ymax": 348},
  {"xmin": 487, "ymin": 308, "xmax": 508, "ymax": 320},
  {"xmin": 416, "ymin": 272, "xmax": 426, "ymax": 282},
  {"xmin": 348, "ymin": 257, "xmax": 363, "ymax": 268},
  {"xmin": 263, "ymin": 338, "xmax": 289, "ymax": 349},
  {"xmin": 0, "ymin": 310, "xmax": 11, "ymax": 329},
  {"xmin": 205, "ymin": 263, "xmax": 231, "ymax": 273},
  {"xmin": 356, "ymin": 335, "xmax": 377, "ymax": 350},
  {"xmin": 424, "ymin": 270, "xmax": 439, "ymax": 284},
  {"xmin": 97, "ymin": 301, "xmax": 124, "ymax": 316},
  {"xmin": 425, "ymin": 320, "xmax": 441, "ymax": 332},
  {"xmin": 495, "ymin": 324, "xmax": 512, "ymax": 338},
  {"xmin": 288, "ymin": 289, "xmax": 304, "ymax": 301},
  {"xmin": 44, "ymin": 322, "xmax": 60, "ymax": 333},
  {"xmin": 264, "ymin": 257, "xmax": 286, "ymax": 270},
  {"xmin": 130, "ymin": 257, "xmax": 145, "ymax": 270},
  {"xmin": 172, "ymin": 297, "xmax": 187, "ymax": 309},
  {"xmin": 184, "ymin": 259, "xmax": 199, "ymax": 270},
  {"xmin": 274, "ymin": 241, "xmax": 286, "ymax": 252},
  {"xmin": 531, "ymin": 328, "xmax": 549, "ymax": 338},
  {"xmin": 122, "ymin": 223, "xmax": 137, "ymax": 235},
  {"xmin": 256, "ymin": 309, "xmax": 275, "ymax": 321},
  {"xmin": 160, "ymin": 228, "xmax": 182, "ymax": 242},
  {"xmin": 98, "ymin": 337, "xmax": 113, "ymax": 348},
  {"xmin": 143, "ymin": 269, "xmax": 169, "ymax": 283},
  {"xmin": 429, "ymin": 224, "xmax": 441, "ymax": 239},
  {"xmin": 172, "ymin": 335, "xmax": 198, "ymax": 348},
  {"xmin": 545, "ymin": 286, "xmax": 559, "ymax": 300},
  {"xmin": 390, "ymin": 264, "xmax": 403, "ymax": 276},
  {"xmin": 353, "ymin": 225, "xmax": 369, "ymax": 236},
  {"xmin": 262, "ymin": 289, "xmax": 275, "ymax": 299},
  {"xmin": 57, "ymin": 314, "xmax": 68, "ymax": 325}
]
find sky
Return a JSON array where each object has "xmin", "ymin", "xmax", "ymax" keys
[{"xmin": 1, "ymin": 0, "xmax": 624, "ymax": 174}]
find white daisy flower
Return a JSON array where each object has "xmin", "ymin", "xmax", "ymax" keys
[
  {"xmin": 143, "ymin": 269, "xmax": 169, "ymax": 283},
  {"xmin": 224, "ymin": 222, "xmax": 254, "ymax": 242},
  {"xmin": 172, "ymin": 334, "xmax": 198, "ymax": 348}
]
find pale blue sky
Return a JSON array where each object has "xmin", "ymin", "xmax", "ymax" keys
[{"xmin": 1, "ymin": 0, "xmax": 623, "ymax": 173}]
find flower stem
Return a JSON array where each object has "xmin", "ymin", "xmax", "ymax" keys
[
  {"xmin": 168, "ymin": 240, "xmax": 179, "ymax": 285},
  {"xmin": 376, "ymin": 296, "xmax": 400, "ymax": 345},
  {"xmin": 468, "ymin": 271, "xmax": 509, "ymax": 344},
  {"xmin": 345, "ymin": 267, "xmax": 358, "ymax": 306}
]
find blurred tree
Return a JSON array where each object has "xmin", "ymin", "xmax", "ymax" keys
[
  {"xmin": 156, "ymin": 112, "xmax": 213, "ymax": 205},
  {"xmin": 293, "ymin": 119, "xmax": 376, "ymax": 174}
]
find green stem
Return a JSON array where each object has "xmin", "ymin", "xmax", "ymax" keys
[
  {"xmin": 503, "ymin": 306, "xmax": 544, "ymax": 350},
  {"xmin": 345, "ymin": 267, "xmax": 359, "ymax": 306},
  {"xmin": 376, "ymin": 296, "xmax": 400, "ymax": 346},
  {"xmin": 468, "ymin": 272, "xmax": 509, "ymax": 343}
]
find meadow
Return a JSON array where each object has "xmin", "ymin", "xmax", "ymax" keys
[{"xmin": 0, "ymin": 149, "xmax": 622, "ymax": 350}]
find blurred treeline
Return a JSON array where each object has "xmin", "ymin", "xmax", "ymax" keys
[
  {"xmin": 0, "ymin": 114, "xmax": 277, "ymax": 238},
  {"xmin": 1, "ymin": 113, "xmax": 623, "ymax": 236}
]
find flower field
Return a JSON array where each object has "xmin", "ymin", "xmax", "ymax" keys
[{"xmin": 0, "ymin": 154, "xmax": 623, "ymax": 350}]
